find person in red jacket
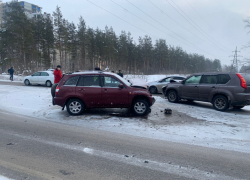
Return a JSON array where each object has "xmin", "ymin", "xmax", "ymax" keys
[{"xmin": 53, "ymin": 65, "xmax": 63, "ymax": 84}]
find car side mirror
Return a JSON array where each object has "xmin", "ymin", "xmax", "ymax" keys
[
  {"xmin": 170, "ymin": 79, "xmax": 175, "ymax": 83},
  {"xmin": 182, "ymin": 80, "xmax": 185, "ymax": 84},
  {"xmin": 119, "ymin": 84, "xmax": 124, "ymax": 89}
]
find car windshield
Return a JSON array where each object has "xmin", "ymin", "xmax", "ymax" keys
[{"xmin": 112, "ymin": 73, "xmax": 131, "ymax": 86}]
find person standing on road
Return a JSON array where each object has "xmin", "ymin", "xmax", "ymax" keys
[
  {"xmin": 53, "ymin": 65, "xmax": 63, "ymax": 84},
  {"xmin": 8, "ymin": 67, "xmax": 14, "ymax": 81},
  {"xmin": 117, "ymin": 70, "xmax": 123, "ymax": 77}
]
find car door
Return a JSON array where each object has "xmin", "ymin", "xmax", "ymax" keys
[
  {"xmin": 179, "ymin": 75, "xmax": 202, "ymax": 99},
  {"xmin": 40, "ymin": 72, "xmax": 49, "ymax": 84},
  {"xmin": 101, "ymin": 76, "xmax": 129, "ymax": 107},
  {"xmin": 199, "ymin": 75, "xmax": 219, "ymax": 101},
  {"xmin": 76, "ymin": 75, "xmax": 102, "ymax": 108},
  {"xmin": 29, "ymin": 72, "xmax": 41, "ymax": 84}
]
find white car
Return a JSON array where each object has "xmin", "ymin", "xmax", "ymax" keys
[
  {"xmin": 148, "ymin": 76, "xmax": 186, "ymax": 94},
  {"xmin": 24, "ymin": 71, "xmax": 54, "ymax": 87}
]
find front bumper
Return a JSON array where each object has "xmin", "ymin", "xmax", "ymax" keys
[{"xmin": 150, "ymin": 97, "xmax": 156, "ymax": 106}]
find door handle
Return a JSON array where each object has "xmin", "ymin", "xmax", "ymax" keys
[
  {"xmin": 79, "ymin": 89, "xmax": 85, "ymax": 91},
  {"xmin": 104, "ymin": 89, "xmax": 108, "ymax": 92},
  {"xmin": 194, "ymin": 86, "xmax": 198, "ymax": 88},
  {"xmin": 211, "ymin": 86, "xmax": 216, "ymax": 89}
]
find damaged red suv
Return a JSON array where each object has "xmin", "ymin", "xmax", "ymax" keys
[{"xmin": 52, "ymin": 71, "xmax": 155, "ymax": 116}]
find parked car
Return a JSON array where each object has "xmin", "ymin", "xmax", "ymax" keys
[
  {"xmin": 24, "ymin": 71, "xmax": 54, "ymax": 87},
  {"xmin": 52, "ymin": 71, "xmax": 155, "ymax": 116},
  {"xmin": 148, "ymin": 76, "xmax": 185, "ymax": 94},
  {"xmin": 162, "ymin": 73, "xmax": 250, "ymax": 111}
]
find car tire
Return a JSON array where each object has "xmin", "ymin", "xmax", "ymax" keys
[
  {"xmin": 51, "ymin": 83, "xmax": 58, "ymax": 97},
  {"xmin": 213, "ymin": 95, "xmax": 229, "ymax": 111},
  {"xmin": 167, "ymin": 90, "xmax": 178, "ymax": 103},
  {"xmin": 24, "ymin": 79, "xmax": 30, "ymax": 86},
  {"xmin": 149, "ymin": 86, "xmax": 158, "ymax": 94},
  {"xmin": 66, "ymin": 99, "xmax": 85, "ymax": 116},
  {"xmin": 46, "ymin": 80, "xmax": 52, "ymax": 87},
  {"xmin": 233, "ymin": 106, "xmax": 244, "ymax": 109},
  {"xmin": 132, "ymin": 99, "xmax": 149, "ymax": 116}
]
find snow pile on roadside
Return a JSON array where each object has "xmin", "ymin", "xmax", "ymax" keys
[
  {"xmin": 0, "ymin": 74, "xmax": 24, "ymax": 82},
  {"xmin": 0, "ymin": 85, "xmax": 249, "ymax": 153},
  {"xmin": 0, "ymin": 175, "xmax": 13, "ymax": 180},
  {"xmin": 124, "ymin": 74, "xmax": 187, "ymax": 83}
]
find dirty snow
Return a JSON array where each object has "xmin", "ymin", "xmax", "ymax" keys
[{"xmin": 0, "ymin": 85, "xmax": 249, "ymax": 154}]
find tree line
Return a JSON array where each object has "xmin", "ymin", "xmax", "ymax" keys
[{"xmin": 0, "ymin": 1, "xmax": 222, "ymax": 75}]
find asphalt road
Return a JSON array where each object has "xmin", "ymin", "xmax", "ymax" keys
[{"xmin": 0, "ymin": 111, "xmax": 250, "ymax": 180}]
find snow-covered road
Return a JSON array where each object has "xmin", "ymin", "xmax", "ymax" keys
[{"xmin": 0, "ymin": 84, "xmax": 249, "ymax": 154}]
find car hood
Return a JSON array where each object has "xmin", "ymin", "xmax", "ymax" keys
[
  {"xmin": 128, "ymin": 78, "xmax": 149, "ymax": 89},
  {"xmin": 148, "ymin": 81, "xmax": 160, "ymax": 86}
]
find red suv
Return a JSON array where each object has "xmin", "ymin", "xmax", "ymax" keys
[{"xmin": 52, "ymin": 71, "xmax": 155, "ymax": 116}]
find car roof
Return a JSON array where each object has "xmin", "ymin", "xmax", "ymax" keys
[
  {"xmin": 72, "ymin": 71, "xmax": 115, "ymax": 75},
  {"xmin": 165, "ymin": 75, "xmax": 186, "ymax": 78},
  {"xmin": 38, "ymin": 71, "xmax": 53, "ymax": 73},
  {"xmin": 192, "ymin": 72, "xmax": 236, "ymax": 76}
]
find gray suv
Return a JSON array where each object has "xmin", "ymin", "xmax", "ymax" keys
[{"xmin": 162, "ymin": 73, "xmax": 250, "ymax": 111}]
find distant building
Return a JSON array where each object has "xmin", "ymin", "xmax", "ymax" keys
[{"xmin": 0, "ymin": 0, "xmax": 52, "ymax": 25}]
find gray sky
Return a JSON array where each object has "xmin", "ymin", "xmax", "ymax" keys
[{"xmin": 6, "ymin": 0, "xmax": 250, "ymax": 65}]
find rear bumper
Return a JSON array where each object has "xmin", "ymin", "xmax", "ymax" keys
[
  {"xmin": 53, "ymin": 97, "xmax": 65, "ymax": 107},
  {"xmin": 231, "ymin": 99, "xmax": 250, "ymax": 106}
]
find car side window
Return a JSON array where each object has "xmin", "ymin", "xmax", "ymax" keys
[
  {"xmin": 103, "ymin": 76, "xmax": 121, "ymax": 88},
  {"xmin": 41, "ymin": 72, "xmax": 49, "ymax": 76},
  {"xmin": 77, "ymin": 76, "xmax": 100, "ymax": 87},
  {"xmin": 162, "ymin": 78, "xmax": 170, "ymax": 82},
  {"xmin": 33, "ymin": 72, "xmax": 41, "ymax": 76},
  {"xmin": 217, "ymin": 74, "xmax": 231, "ymax": 84},
  {"xmin": 173, "ymin": 77, "xmax": 185, "ymax": 80},
  {"xmin": 200, "ymin": 75, "xmax": 218, "ymax": 84},
  {"xmin": 64, "ymin": 76, "xmax": 79, "ymax": 86},
  {"xmin": 185, "ymin": 75, "xmax": 202, "ymax": 84}
]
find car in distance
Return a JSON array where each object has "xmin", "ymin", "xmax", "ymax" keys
[
  {"xmin": 24, "ymin": 71, "xmax": 54, "ymax": 87},
  {"xmin": 52, "ymin": 71, "xmax": 155, "ymax": 116},
  {"xmin": 162, "ymin": 73, "xmax": 250, "ymax": 111},
  {"xmin": 148, "ymin": 76, "xmax": 185, "ymax": 94}
]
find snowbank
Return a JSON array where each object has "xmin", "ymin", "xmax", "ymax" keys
[
  {"xmin": 0, "ymin": 85, "xmax": 249, "ymax": 154},
  {"xmin": 0, "ymin": 74, "xmax": 24, "ymax": 82},
  {"xmin": 124, "ymin": 74, "xmax": 187, "ymax": 83}
]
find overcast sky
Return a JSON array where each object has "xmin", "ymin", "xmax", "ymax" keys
[{"xmin": 5, "ymin": 0, "xmax": 250, "ymax": 66}]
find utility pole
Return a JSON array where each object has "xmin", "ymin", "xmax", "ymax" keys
[{"xmin": 230, "ymin": 46, "xmax": 242, "ymax": 72}]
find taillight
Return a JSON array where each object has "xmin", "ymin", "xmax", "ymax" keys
[
  {"xmin": 236, "ymin": 73, "xmax": 247, "ymax": 89},
  {"xmin": 55, "ymin": 86, "xmax": 60, "ymax": 96}
]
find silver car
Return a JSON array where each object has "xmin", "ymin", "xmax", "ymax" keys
[{"xmin": 148, "ymin": 76, "xmax": 185, "ymax": 94}]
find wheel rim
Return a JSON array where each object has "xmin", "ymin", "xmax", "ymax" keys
[
  {"xmin": 150, "ymin": 87, "xmax": 157, "ymax": 94},
  {"xmin": 69, "ymin": 101, "xmax": 82, "ymax": 114},
  {"xmin": 134, "ymin": 102, "xmax": 146, "ymax": 114},
  {"xmin": 214, "ymin": 98, "xmax": 226, "ymax": 109},
  {"xmin": 25, "ymin": 80, "xmax": 29, "ymax": 85},
  {"xmin": 169, "ymin": 92, "xmax": 176, "ymax": 101},
  {"xmin": 46, "ymin": 81, "xmax": 51, "ymax": 87}
]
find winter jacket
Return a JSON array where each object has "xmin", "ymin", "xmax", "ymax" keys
[
  {"xmin": 117, "ymin": 72, "xmax": 123, "ymax": 77},
  {"xmin": 53, "ymin": 69, "xmax": 63, "ymax": 83},
  {"xmin": 8, "ymin": 68, "xmax": 14, "ymax": 75}
]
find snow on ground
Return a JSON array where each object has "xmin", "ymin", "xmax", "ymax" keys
[
  {"xmin": 0, "ymin": 74, "xmax": 24, "ymax": 82},
  {"xmin": 0, "ymin": 85, "xmax": 249, "ymax": 154},
  {"xmin": 0, "ymin": 73, "xmax": 187, "ymax": 84},
  {"xmin": 0, "ymin": 175, "xmax": 13, "ymax": 180}
]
